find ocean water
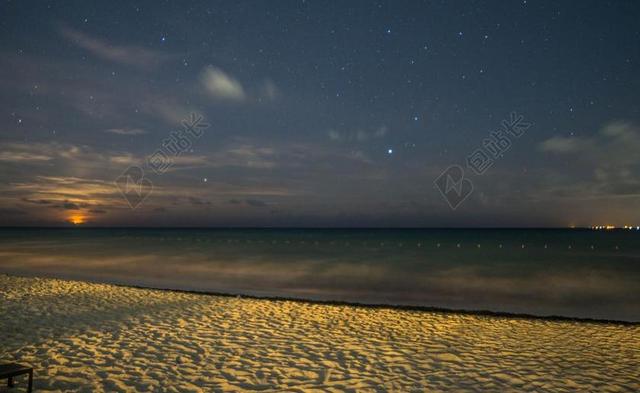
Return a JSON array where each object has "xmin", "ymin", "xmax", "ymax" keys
[{"xmin": 0, "ymin": 228, "xmax": 638, "ymax": 322}]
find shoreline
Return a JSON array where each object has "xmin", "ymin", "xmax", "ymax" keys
[{"xmin": 4, "ymin": 272, "xmax": 636, "ymax": 326}]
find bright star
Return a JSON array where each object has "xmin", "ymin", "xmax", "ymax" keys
[{"xmin": 387, "ymin": 148, "xmax": 393, "ymax": 155}]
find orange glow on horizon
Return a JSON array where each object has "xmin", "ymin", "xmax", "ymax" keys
[{"xmin": 68, "ymin": 215, "xmax": 86, "ymax": 225}]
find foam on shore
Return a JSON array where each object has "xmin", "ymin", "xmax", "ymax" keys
[{"xmin": 1, "ymin": 275, "xmax": 638, "ymax": 392}]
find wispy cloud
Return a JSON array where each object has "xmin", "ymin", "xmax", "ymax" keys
[
  {"xmin": 0, "ymin": 150, "xmax": 53, "ymax": 162},
  {"xmin": 139, "ymin": 97, "xmax": 202, "ymax": 126},
  {"xmin": 539, "ymin": 121, "xmax": 640, "ymax": 165},
  {"xmin": 228, "ymin": 198, "xmax": 269, "ymax": 207},
  {"xmin": 538, "ymin": 121, "xmax": 640, "ymax": 197},
  {"xmin": 328, "ymin": 125, "xmax": 388, "ymax": 142},
  {"xmin": 539, "ymin": 136, "xmax": 586, "ymax": 153},
  {"xmin": 200, "ymin": 66, "xmax": 246, "ymax": 101},
  {"xmin": 0, "ymin": 142, "xmax": 66, "ymax": 163},
  {"xmin": 0, "ymin": 142, "xmax": 139, "ymax": 171},
  {"xmin": 105, "ymin": 128, "xmax": 146, "ymax": 136},
  {"xmin": 260, "ymin": 79, "xmax": 280, "ymax": 101},
  {"xmin": 219, "ymin": 144, "xmax": 277, "ymax": 168},
  {"xmin": 60, "ymin": 26, "xmax": 168, "ymax": 69}
]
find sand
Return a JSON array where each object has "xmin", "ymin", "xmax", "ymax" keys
[{"xmin": 1, "ymin": 275, "xmax": 638, "ymax": 392}]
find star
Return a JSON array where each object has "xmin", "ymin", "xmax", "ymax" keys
[{"xmin": 387, "ymin": 148, "xmax": 393, "ymax": 155}]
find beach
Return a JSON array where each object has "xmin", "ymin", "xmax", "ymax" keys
[{"xmin": 1, "ymin": 275, "xmax": 638, "ymax": 392}]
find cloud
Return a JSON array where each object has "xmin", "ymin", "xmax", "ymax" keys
[
  {"xmin": 63, "ymin": 201, "xmax": 80, "ymax": 210},
  {"xmin": 245, "ymin": 199, "xmax": 268, "ymax": 207},
  {"xmin": 0, "ymin": 143, "xmax": 89, "ymax": 164},
  {"xmin": 539, "ymin": 121, "xmax": 640, "ymax": 163},
  {"xmin": 539, "ymin": 136, "xmax": 588, "ymax": 153},
  {"xmin": 328, "ymin": 125, "xmax": 388, "ymax": 142},
  {"xmin": 201, "ymin": 66, "xmax": 246, "ymax": 101},
  {"xmin": 11, "ymin": 176, "xmax": 121, "ymax": 201},
  {"xmin": 22, "ymin": 198, "xmax": 54, "ymax": 205},
  {"xmin": 60, "ymin": 27, "xmax": 167, "ymax": 69},
  {"xmin": 538, "ymin": 121, "xmax": 640, "ymax": 197},
  {"xmin": 105, "ymin": 128, "xmax": 146, "ymax": 135},
  {"xmin": 261, "ymin": 79, "xmax": 280, "ymax": 101},
  {"xmin": 0, "ymin": 142, "xmax": 140, "ymax": 172},
  {"xmin": 0, "ymin": 49, "xmax": 200, "ymax": 129},
  {"xmin": 0, "ymin": 151, "xmax": 53, "ymax": 162},
  {"xmin": 0, "ymin": 207, "xmax": 26, "ymax": 216},
  {"xmin": 187, "ymin": 196, "xmax": 211, "ymax": 206},
  {"xmin": 222, "ymin": 145, "xmax": 277, "ymax": 168},
  {"xmin": 109, "ymin": 154, "xmax": 137, "ymax": 165},
  {"xmin": 227, "ymin": 198, "xmax": 268, "ymax": 208},
  {"xmin": 194, "ymin": 142, "xmax": 279, "ymax": 170},
  {"xmin": 144, "ymin": 155, "xmax": 210, "ymax": 173},
  {"xmin": 328, "ymin": 130, "xmax": 341, "ymax": 141}
]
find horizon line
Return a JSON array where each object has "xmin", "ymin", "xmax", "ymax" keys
[{"xmin": 0, "ymin": 225, "xmax": 605, "ymax": 230}]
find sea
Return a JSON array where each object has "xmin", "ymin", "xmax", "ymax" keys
[{"xmin": 0, "ymin": 228, "xmax": 638, "ymax": 322}]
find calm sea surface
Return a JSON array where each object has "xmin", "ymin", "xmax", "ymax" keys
[{"xmin": 0, "ymin": 228, "xmax": 638, "ymax": 321}]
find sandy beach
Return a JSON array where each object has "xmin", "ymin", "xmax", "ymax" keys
[{"xmin": 1, "ymin": 274, "xmax": 638, "ymax": 392}]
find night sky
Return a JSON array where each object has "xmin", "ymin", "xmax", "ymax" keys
[{"xmin": 1, "ymin": 1, "xmax": 639, "ymax": 227}]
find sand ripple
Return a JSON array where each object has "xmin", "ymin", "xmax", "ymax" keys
[{"xmin": 1, "ymin": 275, "xmax": 638, "ymax": 392}]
